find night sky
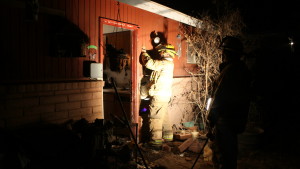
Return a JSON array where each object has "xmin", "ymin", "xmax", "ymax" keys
[
  {"xmin": 152, "ymin": 0, "xmax": 300, "ymax": 34},
  {"xmin": 152, "ymin": 0, "xmax": 300, "ymax": 133}
]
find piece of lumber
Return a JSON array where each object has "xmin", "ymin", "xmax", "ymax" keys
[
  {"xmin": 188, "ymin": 139, "xmax": 202, "ymax": 153},
  {"xmin": 174, "ymin": 133, "xmax": 192, "ymax": 140},
  {"xmin": 178, "ymin": 138, "xmax": 194, "ymax": 152}
]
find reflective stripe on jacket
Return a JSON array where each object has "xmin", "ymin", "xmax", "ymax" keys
[{"xmin": 142, "ymin": 52, "xmax": 174, "ymax": 98}]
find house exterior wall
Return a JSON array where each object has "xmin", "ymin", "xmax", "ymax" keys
[
  {"xmin": 0, "ymin": 0, "xmax": 197, "ymax": 129},
  {"xmin": 0, "ymin": 81, "xmax": 104, "ymax": 128},
  {"xmin": 0, "ymin": 0, "xmax": 195, "ymax": 82},
  {"xmin": 170, "ymin": 78, "xmax": 198, "ymax": 125}
]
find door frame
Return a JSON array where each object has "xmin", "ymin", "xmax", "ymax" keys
[{"xmin": 99, "ymin": 17, "xmax": 139, "ymax": 124}]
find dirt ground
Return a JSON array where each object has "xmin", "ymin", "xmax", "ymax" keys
[
  {"xmin": 136, "ymin": 135, "xmax": 300, "ymax": 169},
  {"xmin": 2, "ymin": 121, "xmax": 299, "ymax": 169}
]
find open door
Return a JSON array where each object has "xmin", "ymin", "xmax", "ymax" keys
[{"xmin": 99, "ymin": 18, "xmax": 139, "ymax": 125}]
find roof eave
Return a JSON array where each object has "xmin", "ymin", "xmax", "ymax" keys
[{"xmin": 117, "ymin": 0, "xmax": 199, "ymax": 27}]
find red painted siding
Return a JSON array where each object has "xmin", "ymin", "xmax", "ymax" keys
[
  {"xmin": 0, "ymin": 0, "xmax": 194, "ymax": 84},
  {"xmin": 0, "ymin": 0, "xmax": 196, "ymax": 129}
]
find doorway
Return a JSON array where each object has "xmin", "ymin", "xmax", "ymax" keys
[
  {"xmin": 102, "ymin": 24, "xmax": 131, "ymax": 89},
  {"xmin": 99, "ymin": 18, "xmax": 139, "ymax": 124}
]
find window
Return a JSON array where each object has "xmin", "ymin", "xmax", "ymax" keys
[{"xmin": 187, "ymin": 42, "xmax": 197, "ymax": 64}]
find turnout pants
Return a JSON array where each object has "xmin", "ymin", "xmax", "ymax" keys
[{"xmin": 149, "ymin": 96, "xmax": 172, "ymax": 143}]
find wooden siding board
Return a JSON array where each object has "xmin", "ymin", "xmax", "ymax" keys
[
  {"xmin": 78, "ymin": 58, "xmax": 83, "ymax": 78},
  {"xmin": 41, "ymin": 18, "xmax": 47, "ymax": 79},
  {"xmin": 84, "ymin": 0, "xmax": 90, "ymax": 37},
  {"xmin": 43, "ymin": 18, "xmax": 51, "ymax": 79},
  {"xmin": 0, "ymin": 0, "xmax": 192, "ymax": 82},
  {"xmin": 136, "ymin": 8, "xmax": 144, "ymax": 51},
  {"xmin": 30, "ymin": 24, "xmax": 37, "ymax": 80},
  {"xmin": 52, "ymin": 0, "xmax": 59, "ymax": 9},
  {"xmin": 0, "ymin": 7, "xmax": 5, "ymax": 79},
  {"xmin": 17, "ymin": 10, "xmax": 23, "ymax": 80},
  {"xmin": 24, "ymin": 21, "xmax": 30, "ymax": 80},
  {"xmin": 89, "ymin": 0, "xmax": 96, "ymax": 45},
  {"xmin": 128, "ymin": 4, "xmax": 133, "ymax": 26},
  {"xmin": 110, "ymin": 0, "xmax": 115, "ymax": 20},
  {"xmin": 11, "ymin": 8, "xmax": 20, "ymax": 80},
  {"xmin": 100, "ymin": 0, "xmax": 105, "ymax": 17},
  {"xmin": 58, "ymin": 0, "xmax": 66, "ymax": 11},
  {"xmin": 73, "ymin": 0, "xmax": 79, "ymax": 26},
  {"xmin": 65, "ymin": 0, "xmax": 71, "ymax": 26},
  {"xmin": 34, "ymin": 22, "xmax": 40, "ymax": 80},
  {"xmin": 121, "ymin": 2, "xmax": 126, "ymax": 23},
  {"xmin": 105, "ymin": 0, "xmax": 110, "ymax": 19},
  {"xmin": 69, "ymin": 58, "xmax": 75, "ymax": 78},
  {"xmin": 12, "ymin": 8, "xmax": 17, "ymax": 80},
  {"xmin": 61, "ymin": 58, "xmax": 67, "ymax": 79},
  {"xmin": 96, "ymin": 0, "xmax": 101, "ymax": 18},
  {"xmin": 4, "ymin": 8, "xmax": 10, "ymax": 80},
  {"xmin": 64, "ymin": 58, "xmax": 70, "ymax": 78},
  {"xmin": 63, "ymin": 0, "xmax": 74, "ymax": 79},
  {"xmin": 128, "ymin": 3, "xmax": 132, "ymax": 23},
  {"xmin": 39, "ymin": 0, "xmax": 48, "ymax": 7},
  {"xmin": 50, "ymin": 57, "xmax": 57, "ymax": 79},
  {"xmin": 36, "ymin": 18, "xmax": 43, "ymax": 80},
  {"xmin": 95, "ymin": 1, "xmax": 101, "ymax": 63},
  {"xmin": 78, "ymin": 0, "xmax": 85, "ymax": 32},
  {"xmin": 95, "ymin": 0, "xmax": 101, "ymax": 54},
  {"xmin": 76, "ymin": 59, "xmax": 80, "ymax": 79},
  {"xmin": 75, "ymin": 59, "xmax": 79, "ymax": 78},
  {"xmin": 119, "ymin": 2, "xmax": 123, "ymax": 22},
  {"xmin": 134, "ymin": 5, "xmax": 138, "ymax": 25}
]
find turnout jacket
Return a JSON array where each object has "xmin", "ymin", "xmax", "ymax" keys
[{"xmin": 141, "ymin": 52, "xmax": 174, "ymax": 99}]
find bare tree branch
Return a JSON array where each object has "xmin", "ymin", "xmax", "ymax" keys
[{"xmin": 180, "ymin": 10, "xmax": 245, "ymax": 131}]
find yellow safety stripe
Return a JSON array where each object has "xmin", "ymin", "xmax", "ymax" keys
[{"xmin": 150, "ymin": 139, "xmax": 163, "ymax": 145}]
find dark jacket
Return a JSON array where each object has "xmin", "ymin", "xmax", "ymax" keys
[{"xmin": 208, "ymin": 60, "xmax": 251, "ymax": 133}]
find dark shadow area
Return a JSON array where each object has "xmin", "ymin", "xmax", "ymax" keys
[
  {"xmin": 83, "ymin": 60, "xmax": 96, "ymax": 77},
  {"xmin": 48, "ymin": 16, "xmax": 89, "ymax": 58},
  {"xmin": 247, "ymin": 34, "xmax": 300, "ymax": 144},
  {"xmin": 0, "ymin": 118, "xmax": 137, "ymax": 169},
  {"xmin": 139, "ymin": 99, "xmax": 151, "ymax": 143}
]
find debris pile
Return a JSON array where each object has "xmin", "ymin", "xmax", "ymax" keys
[{"xmin": 0, "ymin": 118, "xmax": 140, "ymax": 169}]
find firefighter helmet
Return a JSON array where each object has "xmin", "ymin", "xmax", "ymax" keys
[
  {"xmin": 220, "ymin": 36, "xmax": 244, "ymax": 54},
  {"xmin": 156, "ymin": 44, "xmax": 178, "ymax": 58}
]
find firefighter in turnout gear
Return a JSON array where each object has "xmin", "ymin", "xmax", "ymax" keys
[
  {"xmin": 140, "ymin": 43, "xmax": 177, "ymax": 146},
  {"xmin": 208, "ymin": 36, "xmax": 251, "ymax": 169}
]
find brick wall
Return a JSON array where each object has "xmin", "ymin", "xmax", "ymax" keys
[{"xmin": 0, "ymin": 81, "xmax": 104, "ymax": 129}]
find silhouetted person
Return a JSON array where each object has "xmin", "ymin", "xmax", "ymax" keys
[{"xmin": 208, "ymin": 36, "xmax": 251, "ymax": 169}]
